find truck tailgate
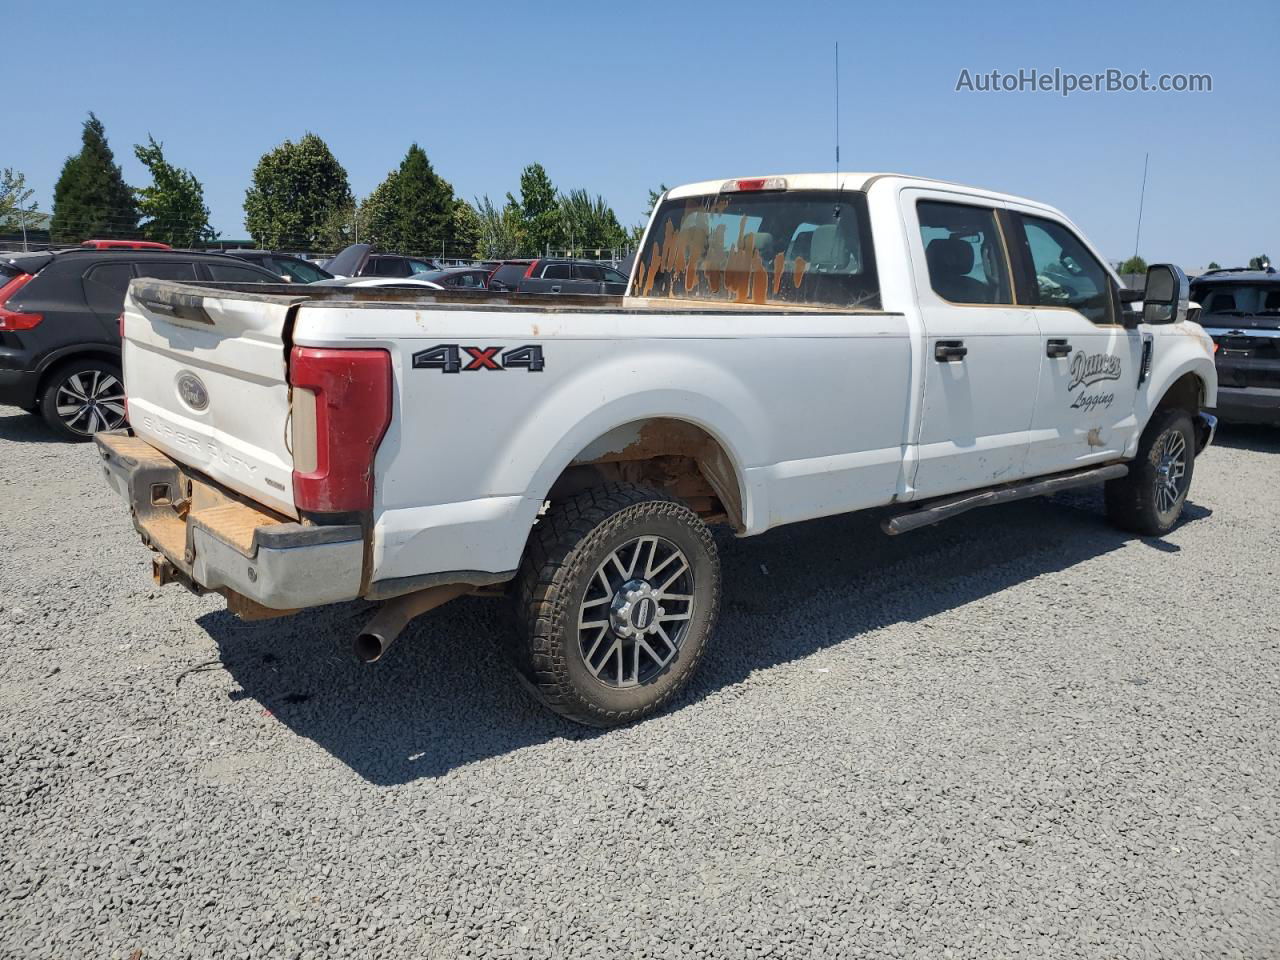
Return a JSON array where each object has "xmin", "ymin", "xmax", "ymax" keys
[{"xmin": 122, "ymin": 280, "xmax": 306, "ymax": 518}]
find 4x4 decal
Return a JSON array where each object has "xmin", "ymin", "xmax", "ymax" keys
[{"xmin": 412, "ymin": 344, "xmax": 544, "ymax": 373}]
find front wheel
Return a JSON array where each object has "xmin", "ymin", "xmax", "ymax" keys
[
  {"xmin": 39, "ymin": 359, "xmax": 127, "ymax": 442},
  {"xmin": 1105, "ymin": 408, "xmax": 1196, "ymax": 536},
  {"xmin": 510, "ymin": 484, "xmax": 721, "ymax": 727}
]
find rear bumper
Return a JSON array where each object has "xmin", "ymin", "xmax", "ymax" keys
[
  {"xmin": 1209, "ymin": 386, "xmax": 1280, "ymax": 426},
  {"xmin": 95, "ymin": 432, "xmax": 364, "ymax": 611},
  {"xmin": 0, "ymin": 368, "xmax": 38, "ymax": 408}
]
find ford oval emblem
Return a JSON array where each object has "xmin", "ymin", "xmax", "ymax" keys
[{"xmin": 176, "ymin": 372, "xmax": 209, "ymax": 411}]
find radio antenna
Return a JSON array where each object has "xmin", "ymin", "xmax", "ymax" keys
[
  {"xmin": 834, "ymin": 41, "xmax": 842, "ymax": 219},
  {"xmin": 1132, "ymin": 152, "xmax": 1149, "ymax": 259}
]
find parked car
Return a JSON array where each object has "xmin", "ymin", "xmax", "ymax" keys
[
  {"xmin": 322, "ymin": 245, "xmax": 439, "ymax": 279},
  {"xmin": 0, "ymin": 247, "xmax": 281, "ymax": 439},
  {"xmin": 96, "ymin": 172, "xmax": 1217, "ymax": 728},
  {"xmin": 487, "ymin": 258, "xmax": 629, "ymax": 294},
  {"xmin": 219, "ymin": 250, "xmax": 333, "ymax": 284},
  {"xmin": 311, "ymin": 276, "xmax": 443, "ymax": 290},
  {"xmin": 1191, "ymin": 268, "xmax": 1280, "ymax": 425},
  {"xmin": 414, "ymin": 267, "xmax": 491, "ymax": 290}
]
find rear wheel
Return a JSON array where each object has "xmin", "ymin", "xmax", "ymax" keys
[
  {"xmin": 1105, "ymin": 407, "xmax": 1195, "ymax": 536},
  {"xmin": 39, "ymin": 359, "xmax": 126, "ymax": 442},
  {"xmin": 510, "ymin": 484, "xmax": 720, "ymax": 727}
]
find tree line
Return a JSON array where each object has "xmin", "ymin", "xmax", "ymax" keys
[{"xmin": 0, "ymin": 113, "xmax": 641, "ymax": 259}]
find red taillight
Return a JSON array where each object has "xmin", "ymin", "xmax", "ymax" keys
[
  {"xmin": 523, "ymin": 260, "xmax": 538, "ymax": 278},
  {"xmin": 289, "ymin": 347, "xmax": 392, "ymax": 513},
  {"xmin": 118, "ymin": 312, "xmax": 125, "ymax": 338},
  {"xmin": 0, "ymin": 273, "xmax": 42, "ymax": 330}
]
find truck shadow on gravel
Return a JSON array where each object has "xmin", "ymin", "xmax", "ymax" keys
[
  {"xmin": 1212, "ymin": 423, "xmax": 1280, "ymax": 454},
  {"xmin": 199, "ymin": 488, "xmax": 1211, "ymax": 784}
]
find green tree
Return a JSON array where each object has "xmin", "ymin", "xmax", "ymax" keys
[
  {"xmin": 559, "ymin": 189, "xmax": 626, "ymax": 256},
  {"xmin": 243, "ymin": 133, "xmax": 353, "ymax": 250},
  {"xmin": 358, "ymin": 175, "xmax": 399, "ymax": 250},
  {"xmin": 50, "ymin": 113, "xmax": 139, "ymax": 242},
  {"xmin": 644, "ymin": 183, "xmax": 669, "ymax": 217},
  {"xmin": 1207, "ymin": 261, "xmax": 1221, "ymax": 271},
  {"xmin": 396, "ymin": 144, "xmax": 454, "ymax": 257},
  {"xmin": 452, "ymin": 200, "xmax": 481, "ymax": 259},
  {"xmin": 474, "ymin": 194, "xmax": 524, "ymax": 259},
  {"xmin": 360, "ymin": 144, "xmax": 455, "ymax": 257},
  {"xmin": 508, "ymin": 163, "xmax": 561, "ymax": 255},
  {"xmin": 1248, "ymin": 254, "xmax": 1272, "ymax": 271},
  {"xmin": 1119, "ymin": 255, "xmax": 1147, "ymax": 275},
  {"xmin": 133, "ymin": 136, "xmax": 215, "ymax": 245},
  {"xmin": 0, "ymin": 168, "xmax": 36, "ymax": 233}
]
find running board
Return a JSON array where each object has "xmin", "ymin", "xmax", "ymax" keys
[{"xmin": 882, "ymin": 463, "xmax": 1129, "ymax": 536}]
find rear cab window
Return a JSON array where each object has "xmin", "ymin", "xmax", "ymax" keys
[{"xmin": 634, "ymin": 188, "xmax": 879, "ymax": 309}]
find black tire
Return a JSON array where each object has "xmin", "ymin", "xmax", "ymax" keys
[
  {"xmin": 1105, "ymin": 407, "xmax": 1196, "ymax": 536},
  {"xmin": 38, "ymin": 358, "xmax": 127, "ymax": 442},
  {"xmin": 510, "ymin": 484, "xmax": 721, "ymax": 727}
]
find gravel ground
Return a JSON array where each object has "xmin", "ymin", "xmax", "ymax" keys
[{"xmin": 1, "ymin": 404, "xmax": 1277, "ymax": 960}]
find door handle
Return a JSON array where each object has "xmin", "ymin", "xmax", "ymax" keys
[
  {"xmin": 934, "ymin": 340, "xmax": 967, "ymax": 362},
  {"xmin": 1046, "ymin": 339, "xmax": 1072, "ymax": 358},
  {"xmin": 550, "ymin": 284, "xmax": 561, "ymax": 293}
]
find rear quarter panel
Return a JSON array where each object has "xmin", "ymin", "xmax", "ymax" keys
[{"xmin": 290, "ymin": 302, "xmax": 914, "ymax": 586}]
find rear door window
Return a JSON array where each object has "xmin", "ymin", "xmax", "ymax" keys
[
  {"xmin": 916, "ymin": 201, "xmax": 1013, "ymax": 305},
  {"xmin": 205, "ymin": 263, "xmax": 276, "ymax": 283},
  {"xmin": 572, "ymin": 263, "xmax": 604, "ymax": 281},
  {"xmin": 490, "ymin": 264, "xmax": 529, "ymax": 288},
  {"xmin": 134, "ymin": 261, "xmax": 199, "ymax": 282},
  {"xmin": 82, "ymin": 262, "xmax": 136, "ymax": 317},
  {"xmin": 541, "ymin": 263, "xmax": 571, "ymax": 280}
]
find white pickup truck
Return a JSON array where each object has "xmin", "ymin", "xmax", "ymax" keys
[{"xmin": 97, "ymin": 172, "xmax": 1218, "ymax": 726}]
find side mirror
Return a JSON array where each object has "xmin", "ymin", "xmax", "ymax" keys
[{"xmin": 1142, "ymin": 264, "xmax": 1189, "ymax": 325}]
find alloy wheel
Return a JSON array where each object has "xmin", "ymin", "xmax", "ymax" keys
[
  {"xmin": 577, "ymin": 535, "xmax": 695, "ymax": 688},
  {"xmin": 1153, "ymin": 429, "xmax": 1188, "ymax": 516},
  {"xmin": 55, "ymin": 369, "xmax": 126, "ymax": 436}
]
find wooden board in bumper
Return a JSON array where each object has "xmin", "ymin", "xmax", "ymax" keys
[{"xmin": 94, "ymin": 432, "xmax": 364, "ymax": 610}]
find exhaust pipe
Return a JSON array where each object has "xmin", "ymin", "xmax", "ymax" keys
[{"xmin": 354, "ymin": 583, "xmax": 470, "ymax": 663}]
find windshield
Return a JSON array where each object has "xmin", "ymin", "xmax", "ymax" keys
[
  {"xmin": 278, "ymin": 257, "xmax": 331, "ymax": 283},
  {"xmin": 634, "ymin": 189, "xmax": 879, "ymax": 309},
  {"xmin": 1190, "ymin": 283, "xmax": 1280, "ymax": 317}
]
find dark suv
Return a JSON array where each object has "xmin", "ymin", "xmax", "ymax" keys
[
  {"xmin": 487, "ymin": 258, "xmax": 629, "ymax": 295},
  {"xmin": 218, "ymin": 250, "xmax": 333, "ymax": 283},
  {"xmin": 1190, "ymin": 268, "xmax": 1280, "ymax": 426},
  {"xmin": 0, "ymin": 248, "xmax": 280, "ymax": 440}
]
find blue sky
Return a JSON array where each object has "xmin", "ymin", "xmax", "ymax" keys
[{"xmin": 9, "ymin": 0, "xmax": 1275, "ymax": 267}]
